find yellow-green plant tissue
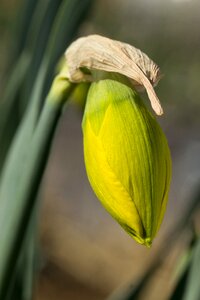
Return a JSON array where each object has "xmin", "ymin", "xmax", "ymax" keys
[{"xmin": 82, "ymin": 75, "xmax": 171, "ymax": 247}]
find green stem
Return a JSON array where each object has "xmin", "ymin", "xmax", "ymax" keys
[{"xmin": 0, "ymin": 75, "xmax": 75, "ymax": 298}]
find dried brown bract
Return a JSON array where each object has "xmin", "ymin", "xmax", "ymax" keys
[{"xmin": 65, "ymin": 35, "xmax": 163, "ymax": 115}]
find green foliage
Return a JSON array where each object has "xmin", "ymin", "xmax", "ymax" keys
[
  {"xmin": 0, "ymin": 0, "xmax": 200, "ymax": 299},
  {"xmin": 182, "ymin": 238, "xmax": 200, "ymax": 300},
  {"xmin": 0, "ymin": 0, "xmax": 92, "ymax": 299}
]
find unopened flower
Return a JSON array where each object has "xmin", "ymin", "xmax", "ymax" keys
[
  {"xmin": 65, "ymin": 35, "xmax": 172, "ymax": 246},
  {"xmin": 82, "ymin": 74, "xmax": 171, "ymax": 247}
]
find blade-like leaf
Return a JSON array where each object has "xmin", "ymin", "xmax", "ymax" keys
[
  {"xmin": 0, "ymin": 0, "xmax": 93, "ymax": 171},
  {"xmin": 182, "ymin": 238, "xmax": 200, "ymax": 300},
  {"xmin": 4, "ymin": 212, "xmax": 38, "ymax": 300},
  {"xmin": 0, "ymin": 54, "xmax": 29, "ymax": 172},
  {"xmin": 12, "ymin": 0, "xmax": 39, "ymax": 59},
  {"xmin": 21, "ymin": 0, "xmax": 63, "ymax": 110},
  {"xmin": 41, "ymin": 0, "xmax": 93, "ymax": 98},
  {"xmin": 0, "ymin": 77, "xmax": 75, "ymax": 298},
  {"xmin": 0, "ymin": 1, "xmax": 93, "ymax": 298},
  {"xmin": 0, "ymin": 0, "xmax": 60, "ymax": 171}
]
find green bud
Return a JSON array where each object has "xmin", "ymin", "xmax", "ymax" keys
[{"xmin": 82, "ymin": 74, "xmax": 171, "ymax": 247}]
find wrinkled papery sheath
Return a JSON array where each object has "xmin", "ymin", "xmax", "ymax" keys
[{"xmin": 65, "ymin": 35, "xmax": 163, "ymax": 115}]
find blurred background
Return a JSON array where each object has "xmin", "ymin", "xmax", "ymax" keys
[{"xmin": 0, "ymin": 0, "xmax": 200, "ymax": 299}]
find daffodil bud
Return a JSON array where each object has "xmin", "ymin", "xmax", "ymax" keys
[
  {"xmin": 65, "ymin": 34, "xmax": 171, "ymax": 246},
  {"xmin": 82, "ymin": 74, "xmax": 171, "ymax": 247}
]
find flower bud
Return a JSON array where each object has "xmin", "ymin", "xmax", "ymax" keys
[{"xmin": 82, "ymin": 74, "xmax": 171, "ymax": 247}]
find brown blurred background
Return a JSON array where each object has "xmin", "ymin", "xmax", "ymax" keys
[{"xmin": 1, "ymin": 0, "xmax": 200, "ymax": 299}]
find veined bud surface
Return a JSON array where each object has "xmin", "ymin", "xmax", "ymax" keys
[{"xmin": 82, "ymin": 74, "xmax": 171, "ymax": 247}]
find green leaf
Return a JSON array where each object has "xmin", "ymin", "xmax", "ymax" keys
[
  {"xmin": 4, "ymin": 212, "xmax": 38, "ymax": 300},
  {"xmin": 41, "ymin": 0, "xmax": 93, "ymax": 98},
  {"xmin": 20, "ymin": 0, "xmax": 63, "ymax": 110},
  {"xmin": 169, "ymin": 237, "xmax": 195, "ymax": 300},
  {"xmin": 0, "ymin": 1, "xmax": 93, "ymax": 298},
  {"xmin": 0, "ymin": 54, "xmax": 30, "ymax": 173},
  {"xmin": 0, "ymin": 0, "xmax": 60, "ymax": 171},
  {"xmin": 182, "ymin": 238, "xmax": 200, "ymax": 300},
  {"xmin": 12, "ymin": 0, "xmax": 39, "ymax": 59},
  {"xmin": 0, "ymin": 76, "xmax": 75, "ymax": 298}
]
